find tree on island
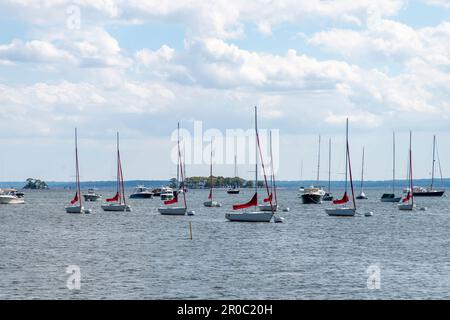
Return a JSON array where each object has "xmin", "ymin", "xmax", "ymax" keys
[{"xmin": 23, "ymin": 178, "xmax": 49, "ymax": 190}]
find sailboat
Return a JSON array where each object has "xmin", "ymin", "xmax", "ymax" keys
[
  {"xmin": 398, "ymin": 131, "xmax": 416, "ymax": 211},
  {"xmin": 325, "ymin": 118, "xmax": 357, "ymax": 217},
  {"xmin": 381, "ymin": 132, "xmax": 401, "ymax": 202},
  {"xmin": 65, "ymin": 128, "xmax": 91, "ymax": 214},
  {"xmin": 412, "ymin": 135, "xmax": 445, "ymax": 197},
  {"xmin": 259, "ymin": 130, "xmax": 279, "ymax": 212},
  {"xmin": 227, "ymin": 155, "xmax": 240, "ymax": 194},
  {"xmin": 158, "ymin": 123, "xmax": 189, "ymax": 215},
  {"xmin": 323, "ymin": 138, "xmax": 333, "ymax": 201},
  {"xmin": 204, "ymin": 139, "xmax": 222, "ymax": 207},
  {"xmin": 356, "ymin": 147, "xmax": 368, "ymax": 199},
  {"xmin": 300, "ymin": 135, "xmax": 325, "ymax": 204},
  {"xmin": 101, "ymin": 132, "xmax": 131, "ymax": 212},
  {"xmin": 225, "ymin": 106, "xmax": 280, "ymax": 222}
]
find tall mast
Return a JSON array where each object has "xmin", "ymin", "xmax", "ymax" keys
[
  {"xmin": 317, "ymin": 135, "xmax": 321, "ymax": 185},
  {"xmin": 345, "ymin": 119, "xmax": 348, "ymax": 193},
  {"xmin": 210, "ymin": 138, "xmax": 213, "ymax": 201},
  {"xmin": 393, "ymin": 131, "xmax": 396, "ymax": 194},
  {"xmin": 431, "ymin": 135, "xmax": 436, "ymax": 189},
  {"xmin": 269, "ymin": 130, "xmax": 277, "ymax": 205},
  {"xmin": 346, "ymin": 118, "xmax": 356, "ymax": 210},
  {"xmin": 117, "ymin": 132, "xmax": 126, "ymax": 205},
  {"xmin": 328, "ymin": 138, "xmax": 331, "ymax": 193},
  {"xmin": 116, "ymin": 131, "xmax": 120, "ymax": 201},
  {"xmin": 410, "ymin": 131, "xmax": 414, "ymax": 206},
  {"xmin": 360, "ymin": 146, "xmax": 365, "ymax": 192},
  {"xmin": 75, "ymin": 128, "xmax": 82, "ymax": 208},
  {"xmin": 254, "ymin": 106, "xmax": 258, "ymax": 201},
  {"xmin": 178, "ymin": 123, "xmax": 187, "ymax": 209},
  {"xmin": 177, "ymin": 122, "xmax": 180, "ymax": 189}
]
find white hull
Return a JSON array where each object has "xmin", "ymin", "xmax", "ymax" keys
[
  {"xmin": 0, "ymin": 195, "xmax": 25, "ymax": 204},
  {"xmin": 225, "ymin": 211, "xmax": 273, "ymax": 222},
  {"xmin": 158, "ymin": 207, "xmax": 187, "ymax": 215},
  {"xmin": 83, "ymin": 195, "xmax": 101, "ymax": 201},
  {"xmin": 398, "ymin": 203, "xmax": 416, "ymax": 211},
  {"xmin": 325, "ymin": 207, "xmax": 356, "ymax": 216},
  {"xmin": 258, "ymin": 204, "xmax": 278, "ymax": 212},
  {"xmin": 203, "ymin": 200, "xmax": 222, "ymax": 207},
  {"xmin": 65, "ymin": 205, "xmax": 85, "ymax": 214},
  {"xmin": 101, "ymin": 203, "xmax": 131, "ymax": 212}
]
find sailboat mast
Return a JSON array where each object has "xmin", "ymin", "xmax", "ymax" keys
[
  {"xmin": 177, "ymin": 122, "xmax": 180, "ymax": 189},
  {"xmin": 317, "ymin": 135, "xmax": 321, "ymax": 185},
  {"xmin": 269, "ymin": 130, "xmax": 277, "ymax": 205},
  {"xmin": 178, "ymin": 123, "xmax": 187, "ymax": 209},
  {"xmin": 393, "ymin": 131, "xmax": 396, "ymax": 194},
  {"xmin": 431, "ymin": 135, "xmax": 436, "ymax": 189},
  {"xmin": 75, "ymin": 128, "xmax": 81, "ymax": 207},
  {"xmin": 345, "ymin": 120, "xmax": 348, "ymax": 193},
  {"xmin": 410, "ymin": 131, "xmax": 414, "ymax": 206},
  {"xmin": 210, "ymin": 139, "xmax": 213, "ymax": 201},
  {"xmin": 346, "ymin": 118, "xmax": 357, "ymax": 210},
  {"xmin": 254, "ymin": 106, "xmax": 258, "ymax": 205},
  {"xmin": 360, "ymin": 147, "xmax": 365, "ymax": 192},
  {"xmin": 117, "ymin": 132, "xmax": 126, "ymax": 205},
  {"xmin": 328, "ymin": 138, "xmax": 331, "ymax": 193}
]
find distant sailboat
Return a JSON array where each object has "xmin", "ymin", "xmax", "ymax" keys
[
  {"xmin": 412, "ymin": 135, "xmax": 445, "ymax": 197},
  {"xmin": 225, "ymin": 106, "xmax": 280, "ymax": 222},
  {"xmin": 325, "ymin": 118, "xmax": 357, "ymax": 216},
  {"xmin": 101, "ymin": 132, "xmax": 131, "ymax": 212},
  {"xmin": 323, "ymin": 138, "xmax": 333, "ymax": 201},
  {"xmin": 259, "ymin": 130, "xmax": 279, "ymax": 212},
  {"xmin": 158, "ymin": 123, "xmax": 190, "ymax": 215},
  {"xmin": 66, "ymin": 128, "xmax": 90, "ymax": 214},
  {"xmin": 381, "ymin": 132, "xmax": 401, "ymax": 202},
  {"xmin": 227, "ymin": 155, "xmax": 240, "ymax": 194},
  {"xmin": 398, "ymin": 131, "xmax": 416, "ymax": 211},
  {"xmin": 204, "ymin": 139, "xmax": 222, "ymax": 207},
  {"xmin": 356, "ymin": 147, "xmax": 368, "ymax": 200}
]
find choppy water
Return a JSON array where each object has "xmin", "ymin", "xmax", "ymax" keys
[{"xmin": 1, "ymin": 188, "xmax": 450, "ymax": 299}]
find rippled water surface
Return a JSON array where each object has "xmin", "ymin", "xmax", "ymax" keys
[{"xmin": 1, "ymin": 188, "xmax": 450, "ymax": 299}]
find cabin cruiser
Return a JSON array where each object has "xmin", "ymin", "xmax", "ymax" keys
[
  {"xmin": 0, "ymin": 188, "xmax": 25, "ymax": 204},
  {"xmin": 129, "ymin": 185, "xmax": 153, "ymax": 199},
  {"xmin": 152, "ymin": 186, "xmax": 173, "ymax": 197},
  {"xmin": 83, "ymin": 188, "xmax": 102, "ymax": 201},
  {"xmin": 227, "ymin": 186, "xmax": 240, "ymax": 194},
  {"xmin": 160, "ymin": 187, "xmax": 175, "ymax": 201},
  {"xmin": 300, "ymin": 186, "xmax": 325, "ymax": 204},
  {"xmin": 407, "ymin": 186, "xmax": 445, "ymax": 197}
]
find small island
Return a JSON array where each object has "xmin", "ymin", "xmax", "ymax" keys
[{"xmin": 23, "ymin": 178, "xmax": 49, "ymax": 190}]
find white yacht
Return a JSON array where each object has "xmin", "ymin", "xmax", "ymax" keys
[{"xmin": 0, "ymin": 188, "xmax": 25, "ymax": 204}]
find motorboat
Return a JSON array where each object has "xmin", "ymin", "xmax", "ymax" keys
[
  {"xmin": 83, "ymin": 188, "xmax": 102, "ymax": 201},
  {"xmin": 301, "ymin": 187, "xmax": 325, "ymax": 204},
  {"xmin": 0, "ymin": 189, "xmax": 25, "ymax": 204},
  {"xmin": 129, "ymin": 185, "xmax": 153, "ymax": 199}
]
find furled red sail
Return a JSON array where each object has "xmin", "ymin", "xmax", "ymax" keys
[
  {"xmin": 263, "ymin": 193, "xmax": 273, "ymax": 203},
  {"xmin": 106, "ymin": 192, "xmax": 120, "ymax": 202},
  {"xmin": 70, "ymin": 192, "xmax": 78, "ymax": 205},
  {"xmin": 233, "ymin": 193, "xmax": 257, "ymax": 210},
  {"xmin": 333, "ymin": 192, "xmax": 349, "ymax": 204},
  {"xmin": 208, "ymin": 189, "xmax": 212, "ymax": 200},
  {"xmin": 164, "ymin": 194, "xmax": 178, "ymax": 205},
  {"xmin": 402, "ymin": 192, "xmax": 411, "ymax": 203}
]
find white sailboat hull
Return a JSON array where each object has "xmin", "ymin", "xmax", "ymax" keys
[
  {"xmin": 325, "ymin": 207, "xmax": 356, "ymax": 216},
  {"xmin": 65, "ymin": 205, "xmax": 85, "ymax": 214},
  {"xmin": 158, "ymin": 207, "xmax": 187, "ymax": 215},
  {"xmin": 398, "ymin": 203, "xmax": 416, "ymax": 211},
  {"xmin": 203, "ymin": 200, "xmax": 222, "ymax": 207},
  {"xmin": 258, "ymin": 204, "xmax": 278, "ymax": 212},
  {"xmin": 0, "ymin": 195, "xmax": 25, "ymax": 204},
  {"xmin": 101, "ymin": 203, "xmax": 131, "ymax": 212},
  {"xmin": 225, "ymin": 211, "xmax": 273, "ymax": 222}
]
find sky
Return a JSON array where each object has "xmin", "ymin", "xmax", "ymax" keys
[{"xmin": 1, "ymin": 0, "xmax": 450, "ymax": 182}]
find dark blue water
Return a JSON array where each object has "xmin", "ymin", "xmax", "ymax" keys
[{"xmin": 1, "ymin": 188, "xmax": 449, "ymax": 299}]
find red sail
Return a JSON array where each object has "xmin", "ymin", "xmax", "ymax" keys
[
  {"xmin": 233, "ymin": 193, "xmax": 257, "ymax": 210},
  {"xmin": 164, "ymin": 194, "xmax": 178, "ymax": 205},
  {"xmin": 333, "ymin": 192, "xmax": 349, "ymax": 204},
  {"xmin": 70, "ymin": 192, "xmax": 78, "ymax": 205},
  {"xmin": 402, "ymin": 192, "xmax": 411, "ymax": 203},
  {"xmin": 208, "ymin": 189, "xmax": 212, "ymax": 200},
  {"xmin": 106, "ymin": 192, "xmax": 120, "ymax": 202},
  {"xmin": 264, "ymin": 193, "xmax": 273, "ymax": 203}
]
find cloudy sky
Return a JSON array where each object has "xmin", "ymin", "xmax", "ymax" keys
[{"xmin": 1, "ymin": 0, "xmax": 450, "ymax": 182}]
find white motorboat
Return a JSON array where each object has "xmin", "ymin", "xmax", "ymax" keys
[
  {"xmin": 83, "ymin": 188, "xmax": 102, "ymax": 201},
  {"xmin": 301, "ymin": 186, "xmax": 325, "ymax": 204},
  {"xmin": 325, "ymin": 119, "xmax": 357, "ymax": 217},
  {"xmin": 129, "ymin": 185, "xmax": 153, "ymax": 199},
  {"xmin": 101, "ymin": 132, "xmax": 132, "ymax": 212},
  {"xmin": 160, "ymin": 191, "xmax": 174, "ymax": 201},
  {"xmin": 0, "ymin": 189, "xmax": 25, "ymax": 204}
]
